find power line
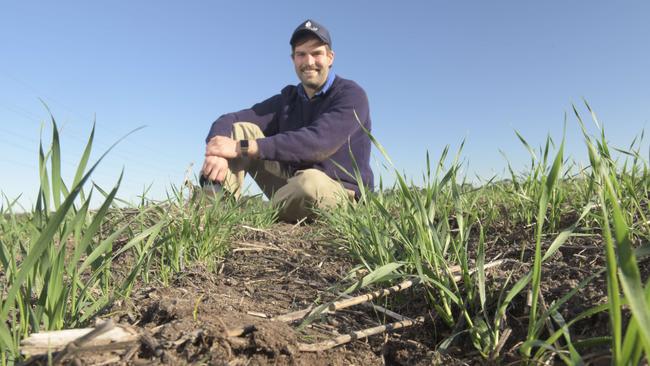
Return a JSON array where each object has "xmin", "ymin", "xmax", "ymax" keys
[
  {"xmin": 0, "ymin": 101, "xmax": 195, "ymax": 177},
  {"xmin": 0, "ymin": 158, "xmax": 185, "ymax": 202},
  {"xmin": 0, "ymin": 71, "xmax": 198, "ymax": 167},
  {"xmin": 0, "ymin": 136, "xmax": 41, "ymax": 155},
  {"xmin": 0, "ymin": 107, "xmax": 194, "ymax": 178},
  {"xmin": 0, "ymin": 126, "xmax": 39, "ymax": 143},
  {"xmin": 0, "ymin": 158, "xmax": 36, "ymax": 170},
  {"xmin": 0, "ymin": 74, "xmax": 202, "ymax": 202},
  {"xmin": 0, "ymin": 132, "xmax": 189, "ymax": 191}
]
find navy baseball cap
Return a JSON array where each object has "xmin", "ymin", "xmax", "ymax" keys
[{"xmin": 290, "ymin": 19, "xmax": 332, "ymax": 48}]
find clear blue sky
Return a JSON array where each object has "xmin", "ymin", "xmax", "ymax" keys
[{"xmin": 2, "ymin": 1, "xmax": 649, "ymax": 208}]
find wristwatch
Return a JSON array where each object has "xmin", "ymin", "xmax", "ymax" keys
[{"xmin": 239, "ymin": 140, "xmax": 249, "ymax": 157}]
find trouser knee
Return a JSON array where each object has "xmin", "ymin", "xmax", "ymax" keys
[
  {"xmin": 231, "ymin": 122, "xmax": 264, "ymax": 140},
  {"xmin": 272, "ymin": 169, "xmax": 344, "ymax": 222},
  {"xmin": 288, "ymin": 169, "xmax": 325, "ymax": 200}
]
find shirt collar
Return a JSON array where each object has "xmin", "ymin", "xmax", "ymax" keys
[{"xmin": 298, "ymin": 72, "xmax": 336, "ymax": 101}]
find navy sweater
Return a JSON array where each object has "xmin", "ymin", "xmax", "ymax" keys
[{"xmin": 206, "ymin": 75, "xmax": 373, "ymax": 197}]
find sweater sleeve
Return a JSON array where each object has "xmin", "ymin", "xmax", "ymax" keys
[
  {"xmin": 256, "ymin": 83, "xmax": 369, "ymax": 164},
  {"xmin": 205, "ymin": 94, "xmax": 282, "ymax": 143}
]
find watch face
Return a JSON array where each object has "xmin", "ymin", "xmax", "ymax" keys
[{"xmin": 240, "ymin": 140, "xmax": 249, "ymax": 157}]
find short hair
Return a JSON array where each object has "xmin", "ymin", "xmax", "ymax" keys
[{"xmin": 291, "ymin": 33, "xmax": 332, "ymax": 55}]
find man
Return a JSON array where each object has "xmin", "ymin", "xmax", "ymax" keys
[{"xmin": 202, "ymin": 19, "xmax": 373, "ymax": 222}]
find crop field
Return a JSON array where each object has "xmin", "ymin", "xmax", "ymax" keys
[{"xmin": 1, "ymin": 105, "xmax": 650, "ymax": 365}]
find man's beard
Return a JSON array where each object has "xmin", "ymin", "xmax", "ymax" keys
[{"xmin": 299, "ymin": 66, "xmax": 325, "ymax": 89}]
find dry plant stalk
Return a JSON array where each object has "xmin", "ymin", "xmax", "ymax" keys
[
  {"xmin": 338, "ymin": 292, "xmax": 412, "ymax": 322},
  {"xmin": 20, "ymin": 320, "xmax": 140, "ymax": 361},
  {"xmin": 330, "ymin": 259, "xmax": 506, "ymax": 311},
  {"xmin": 226, "ymin": 259, "xmax": 507, "ymax": 339},
  {"xmin": 225, "ymin": 307, "xmax": 332, "ymax": 337},
  {"xmin": 272, "ymin": 306, "xmax": 333, "ymax": 323},
  {"xmin": 329, "ymin": 278, "xmax": 421, "ymax": 311},
  {"xmin": 298, "ymin": 316, "xmax": 425, "ymax": 352}
]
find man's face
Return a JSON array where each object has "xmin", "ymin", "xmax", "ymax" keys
[{"xmin": 292, "ymin": 38, "xmax": 334, "ymax": 95}]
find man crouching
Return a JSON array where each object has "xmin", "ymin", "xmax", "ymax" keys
[{"xmin": 202, "ymin": 19, "xmax": 373, "ymax": 222}]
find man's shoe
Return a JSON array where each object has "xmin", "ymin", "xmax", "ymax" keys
[
  {"xmin": 198, "ymin": 175, "xmax": 225, "ymax": 202},
  {"xmin": 200, "ymin": 175, "xmax": 223, "ymax": 195}
]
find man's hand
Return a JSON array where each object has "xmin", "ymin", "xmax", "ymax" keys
[
  {"xmin": 206, "ymin": 136, "xmax": 238, "ymax": 159},
  {"xmin": 201, "ymin": 155, "xmax": 229, "ymax": 183}
]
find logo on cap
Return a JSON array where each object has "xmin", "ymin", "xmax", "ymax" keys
[{"xmin": 305, "ymin": 21, "xmax": 318, "ymax": 31}]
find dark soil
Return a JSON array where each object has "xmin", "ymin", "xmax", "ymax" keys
[{"xmin": 25, "ymin": 220, "xmax": 649, "ymax": 365}]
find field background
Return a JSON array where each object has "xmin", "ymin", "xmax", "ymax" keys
[{"xmin": 1, "ymin": 112, "xmax": 649, "ymax": 364}]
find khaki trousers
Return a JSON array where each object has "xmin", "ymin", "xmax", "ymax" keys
[{"xmin": 222, "ymin": 122, "xmax": 354, "ymax": 222}]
